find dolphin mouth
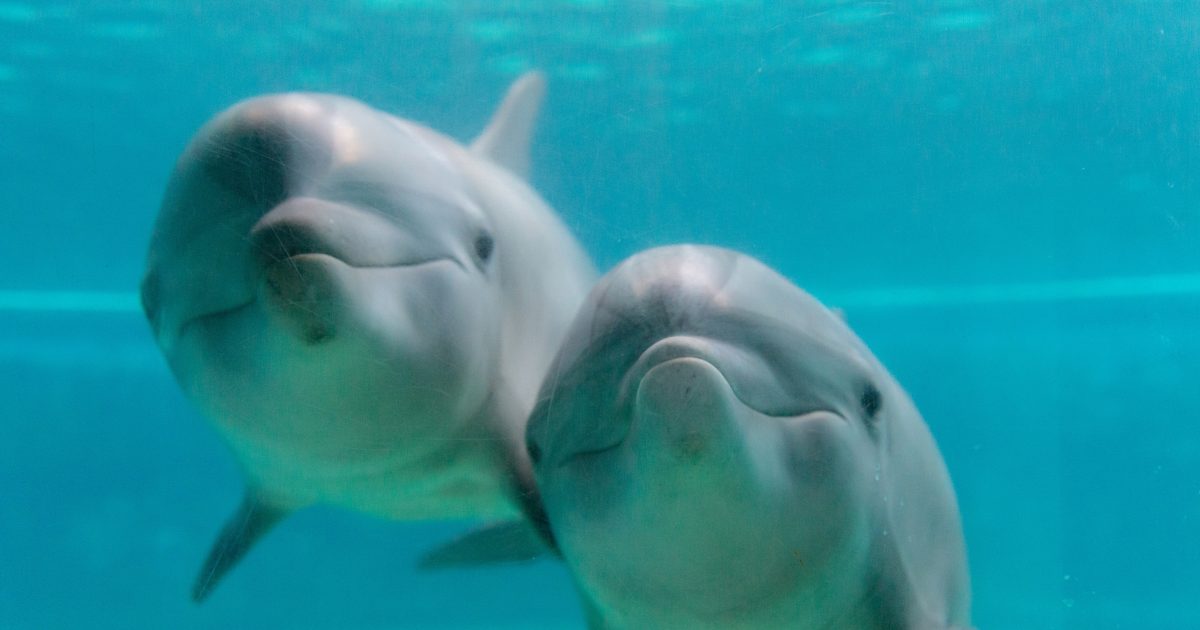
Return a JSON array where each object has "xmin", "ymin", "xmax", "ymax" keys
[
  {"xmin": 248, "ymin": 219, "xmax": 457, "ymax": 271},
  {"xmin": 558, "ymin": 440, "xmax": 625, "ymax": 465},
  {"xmin": 628, "ymin": 336, "xmax": 846, "ymax": 420},
  {"xmin": 252, "ymin": 221, "xmax": 331, "ymax": 267},
  {"xmin": 173, "ymin": 250, "xmax": 458, "ymax": 346},
  {"xmin": 175, "ymin": 300, "xmax": 256, "ymax": 346},
  {"xmin": 557, "ymin": 336, "xmax": 849, "ymax": 466}
]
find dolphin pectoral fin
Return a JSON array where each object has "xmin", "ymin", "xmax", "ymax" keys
[
  {"xmin": 192, "ymin": 493, "xmax": 289, "ymax": 602},
  {"xmin": 417, "ymin": 520, "xmax": 547, "ymax": 570},
  {"xmin": 470, "ymin": 71, "xmax": 547, "ymax": 179}
]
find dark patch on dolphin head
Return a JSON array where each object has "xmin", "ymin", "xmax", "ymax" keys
[
  {"xmin": 194, "ymin": 96, "xmax": 337, "ymax": 208},
  {"xmin": 200, "ymin": 119, "xmax": 290, "ymax": 206}
]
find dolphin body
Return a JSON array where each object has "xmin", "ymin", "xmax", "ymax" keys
[
  {"xmin": 527, "ymin": 246, "xmax": 970, "ymax": 629},
  {"xmin": 141, "ymin": 73, "xmax": 594, "ymax": 600}
]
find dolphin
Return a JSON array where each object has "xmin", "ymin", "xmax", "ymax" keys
[
  {"xmin": 140, "ymin": 72, "xmax": 594, "ymax": 600},
  {"xmin": 526, "ymin": 245, "xmax": 970, "ymax": 629}
]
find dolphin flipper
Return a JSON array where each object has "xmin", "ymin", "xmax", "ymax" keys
[
  {"xmin": 470, "ymin": 71, "xmax": 547, "ymax": 179},
  {"xmin": 417, "ymin": 520, "xmax": 547, "ymax": 569},
  {"xmin": 192, "ymin": 494, "xmax": 288, "ymax": 602}
]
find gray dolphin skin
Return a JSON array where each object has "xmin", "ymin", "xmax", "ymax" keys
[
  {"xmin": 140, "ymin": 73, "xmax": 594, "ymax": 600},
  {"xmin": 527, "ymin": 245, "xmax": 970, "ymax": 629}
]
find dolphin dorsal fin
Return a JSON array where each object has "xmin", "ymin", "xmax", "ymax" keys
[{"xmin": 470, "ymin": 71, "xmax": 547, "ymax": 179}]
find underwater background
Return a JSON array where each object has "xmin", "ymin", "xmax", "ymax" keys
[{"xmin": 1, "ymin": 1, "xmax": 1197, "ymax": 628}]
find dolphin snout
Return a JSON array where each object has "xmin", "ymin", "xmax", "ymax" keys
[
  {"xmin": 533, "ymin": 338, "xmax": 736, "ymax": 469},
  {"xmin": 633, "ymin": 356, "xmax": 742, "ymax": 465},
  {"xmin": 249, "ymin": 198, "xmax": 347, "ymax": 270},
  {"xmin": 623, "ymin": 336, "xmax": 729, "ymax": 402},
  {"xmin": 249, "ymin": 197, "xmax": 418, "ymax": 271}
]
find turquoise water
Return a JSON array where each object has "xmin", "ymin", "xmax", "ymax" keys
[{"xmin": 1, "ymin": 1, "xmax": 1198, "ymax": 627}]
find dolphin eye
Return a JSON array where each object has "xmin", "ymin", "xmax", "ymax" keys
[
  {"xmin": 860, "ymin": 383, "xmax": 882, "ymax": 419},
  {"xmin": 474, "ymin": 231, "xmax": 495, "ymax": 262}
]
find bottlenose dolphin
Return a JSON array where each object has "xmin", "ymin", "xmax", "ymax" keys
[
  {"xmin": 527, "ymin": 246, "xmax": 970, "ymax": 629},
  {"xmin": 140, "ymin": 73, "xmax": 594, "ymax": 600}
]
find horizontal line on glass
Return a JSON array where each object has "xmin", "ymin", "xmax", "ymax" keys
[{"xmin": 2, "ymin": 272, "xmax": 1200, "ymax": 315}]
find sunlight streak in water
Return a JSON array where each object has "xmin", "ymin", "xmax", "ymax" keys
[
  {"xmin": 0, "ymin": 290, "xmax": 141, "ymax": 313},
  {"xmin": 825, "ymin": 273, "xmax": 1200, "ymax": 309}
]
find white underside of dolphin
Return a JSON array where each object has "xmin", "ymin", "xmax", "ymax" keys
[
  {"xmin": 141, "ymin": 73, "xmax": 594, "ymax": 600},
  {"xmin": 527, "ymin": 245, "xmax": 971, "ymax": 629}
]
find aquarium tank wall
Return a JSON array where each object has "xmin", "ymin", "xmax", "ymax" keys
[{"xmin": 1, "ymin": 1, "xmax": 1197, "ymax": 628}]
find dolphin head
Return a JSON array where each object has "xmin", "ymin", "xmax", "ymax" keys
[
  {"xmin": 142, "ymin": 93, "xmax": 504, "ymax": 500},
  {"xmin": 527, "ymin": 245, "xmax": 968, "ymax": 626},
  {"xmin": 141, "ymin": 73, "xmax": 600, "ymax": 603}
]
